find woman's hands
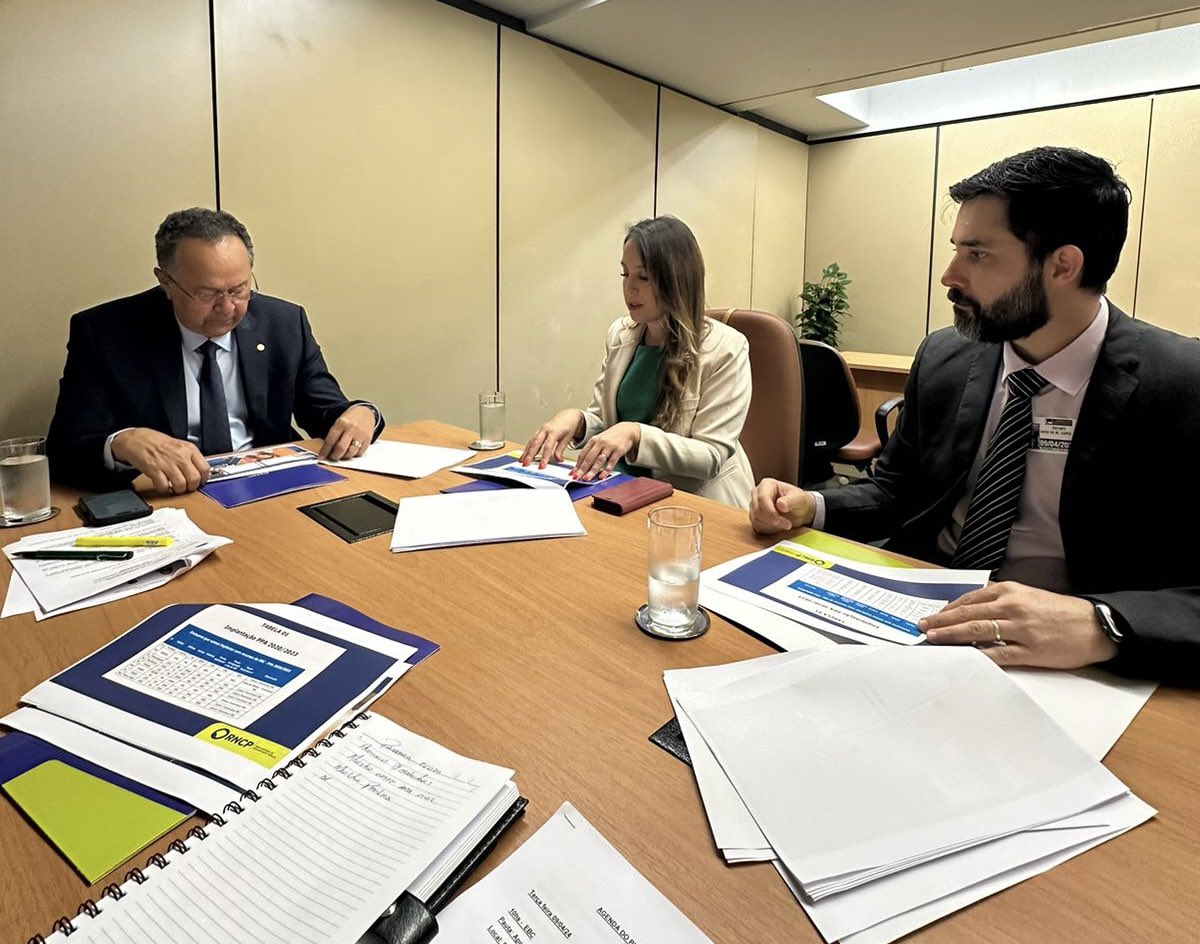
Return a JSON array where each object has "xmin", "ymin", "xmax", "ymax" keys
[
  {"xmin": 571, "ymin": 422, "xmax": 641, "ymax": 481},
  {"xmin": 520, "ymin": 410, "xmax": 586, "ymax": 468}
]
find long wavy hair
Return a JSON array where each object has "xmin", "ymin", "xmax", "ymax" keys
[{"xmin": 624, "ymin": 216, "xmax": 707, "ymax": 431}]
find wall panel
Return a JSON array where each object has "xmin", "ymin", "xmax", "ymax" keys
[
  {"xmin": 804, "ymin": 129, "xmax": 936, "ymax": 355},
  {"xmin": 1135, "ymin": 89, "xmax": 1200, "ymax": 336},
  {"xmin": 657, "ymin": 91, "xmax": 758, "ymax": 310},
  {"xmin": 750, "ymin": 129, "xmax": 809, "ymax": 319},
  {"xmin": 215, "ymin": 0, "xmax": 497, "ymax": 431},
  {"xmin": 0, "ymin": 0, "xmax": 214, "ymax": 439},
  {"xmin": 929, "ymin": 99, "xmax": 1151, "ymax": 330},
  {"xmin": 498, "ymin": 30, "xmax": 657, "ymax": 442}
]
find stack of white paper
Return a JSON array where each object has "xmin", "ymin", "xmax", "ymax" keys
[
  {"xmin": 2, "ymin": 509, "xmax": 231, "ymax": 620},
  {"xmin": 667, "ymin": 647, "xmax": 1154, "ymax": 944},
  {"xmin": 389, "ymin": 489, "xmax": 586, "ymax": 552},
  {"xmin": 322, "ymin": 439, "xmax": 476, "ymax": 478}
]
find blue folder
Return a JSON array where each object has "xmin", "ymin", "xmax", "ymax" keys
[{"xmin": 201, "ymin": 463, "xmax": 346, "ymax": 508}]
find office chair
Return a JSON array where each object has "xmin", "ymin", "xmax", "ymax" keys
[
  {"xmin": 796, "ymin": 339, "xmax": 882, "ymax": 486},
  {"xmin": 710, "ymin": 308, "xmax": 804, "ymax": 485},
  {"xmin": 875, "ymin": 395, "xmax": 905, "ymax": 452}
]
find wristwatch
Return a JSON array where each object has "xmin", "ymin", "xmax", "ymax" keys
[{"xmin": 1092, "ymin": 601, "xmax": 1126, "ymax": 645}]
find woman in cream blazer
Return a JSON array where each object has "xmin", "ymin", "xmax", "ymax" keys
[{"xmin": 520, "ymin": 216, "xmax": 754, "ymax": 508}]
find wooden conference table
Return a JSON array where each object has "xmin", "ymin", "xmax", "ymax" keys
[{"xmin": 1, "ymin": 420, "xmax": 1197, "ymax": 943}]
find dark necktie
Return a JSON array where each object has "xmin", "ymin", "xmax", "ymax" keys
[
  {"xmin": 952, "ymin": 367, "xmax": 1049, "ymax": 575},
  {"xmin": 197, "ymin": 340, "xmax": 234, "ymax": 456}
]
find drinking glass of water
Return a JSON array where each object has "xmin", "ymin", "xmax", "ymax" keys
[
  {"xmin": 472, "ymin": 391, "xmax": 506, "ymax": 450},
  {"xmin": 639, "ymin": 505, "xmax": 708, "ymax": 639},
  {"xmin": 0, "ymin": 436, "xmax": 53, "ymax": 526}
]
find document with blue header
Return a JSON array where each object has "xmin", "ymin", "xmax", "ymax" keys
[
  {"xmin": 710, "ymin": 540, "xmax": 988, "ymax": 645},
  {"xmin": 21, "ymin": 602, "xmax": 425, "ymax": 790}
]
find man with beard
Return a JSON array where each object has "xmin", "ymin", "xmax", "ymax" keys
[{"xmin": 749, "ymin": 146, "xmax": 1200, "ymax": 683}]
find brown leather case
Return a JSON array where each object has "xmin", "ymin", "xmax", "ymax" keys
[{"xmin": 591, "ymin": 477, "xmax": 674, "ymax": 515}]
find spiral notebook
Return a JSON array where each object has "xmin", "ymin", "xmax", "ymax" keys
[{"xmin": 31, "ymin": 713, "xmax": 520, "ymax": 944}]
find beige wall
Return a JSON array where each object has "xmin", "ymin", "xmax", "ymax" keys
[
  {"xmin": 2, "ymin": 0, "xmax": 807, "ymax": 452},
  {"xmin": 215, "ymin": 0, "xmax": 498, "ymax": 433},
  {"xmin": 805, "ymin": 129, "xmax": 937, "ymax": 356},
  {"xmin": 0, "ymin": 0, "xmax": 214, "ymax": 440},
  {"xmin": 804, "ymin": 95, "xmax": 1197, "ymax": 357},
  {"xmin": 657, "ymin": 90, "xmax": 759, "ymax": 311},
  {"xmin": 750, "ymin": 129, "xmax": 810, "ymax": 318},
  {"xmin": 1135, "ymin": 89, "xmax": 1200, "ymax": 336},
  {"xmin": 498, "ymin": 30, "xmax": 657, "ymax": 442}
]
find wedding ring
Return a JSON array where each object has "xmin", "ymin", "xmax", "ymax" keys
[
  {"xmin": 990, "ymin": 618, "xmax": 1005, "ymax": 646},
  {"xmin": 351, "ymin": 439, "xmax": 362, "ymax": 447}
]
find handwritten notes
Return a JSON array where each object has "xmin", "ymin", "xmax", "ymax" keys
[{"xmin": 65, "ymin": 715, "xmax": 513, "ymax": 944}]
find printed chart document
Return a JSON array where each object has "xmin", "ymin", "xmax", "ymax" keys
[
  {"xmin": 703, "ymin": 540, "xmax": 988, "ymax": 646},
  {"xmin": 451, "ymin": 456, "xmax": 580, "ymax": 490},
  {"xmin": 322, "ymin": 439, "xmax": 476, "ymax": 478},
  {"xmin": 390, "ymin": 489, "xmax": 586, "ymax": 552},
  {"xmin": 52, "ymin": 714, "xmax": 516, "ymax": 944},
  {"xmin": 437, "ymin": 802, "xmax": 713, "ymax": 943},
  {"xmin": 2, "ymin": 508, "xmax": 231, "ymax": 617},
  {"xmin": 22, "ymin": 602, "xmax": 422, "ymax": 790}
]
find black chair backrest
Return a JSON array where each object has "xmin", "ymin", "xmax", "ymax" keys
[{"xmin": 797, "ymin": 340, "xmax": 861, "ymax": 457}]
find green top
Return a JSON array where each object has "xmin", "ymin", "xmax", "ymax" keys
[{"xmin": 614, "ymin": 343, "xmax": 663, "ymax": 477}]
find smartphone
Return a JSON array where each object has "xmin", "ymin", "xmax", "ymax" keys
[{"xmin": 77, "ymin": 489, "xmax": 153, "ymax": 527}]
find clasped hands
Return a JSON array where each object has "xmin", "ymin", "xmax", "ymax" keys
[
  {"xmin": 112, "ymin": 404, "xmax": 375, "ymax": 495},
  {"xmin": 519, "ymin": 410, "xmax": 641, "ymax": 482},
  {"xmin": 748, "ymin": 477, "xmax": 1118, "ymax": 671}
]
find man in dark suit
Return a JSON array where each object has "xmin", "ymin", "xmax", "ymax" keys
[
  {"xmin": 750, "ymin": 146, "xmax": 1200, "ymax": 683},
  {"xmin": 47, "ymin": 208, "xmax": 383, "ymax": 494}
]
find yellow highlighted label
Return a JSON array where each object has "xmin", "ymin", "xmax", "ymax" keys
[
  {"xmin": 771, "ymin": 543, "xmax": 834, "ymax": 568},
  {"xmin": 196, "ymin": 723, "xmax": 288, "ymax": 768}
]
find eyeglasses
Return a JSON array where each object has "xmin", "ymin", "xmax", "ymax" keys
[{"xmin": 161, "ymin": 270, "xmax": 258, "ymax": 305}]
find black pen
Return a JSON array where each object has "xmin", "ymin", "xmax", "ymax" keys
[{"xmin": 13, "ymin": 550, "xmax": 134, "ymax": 561}]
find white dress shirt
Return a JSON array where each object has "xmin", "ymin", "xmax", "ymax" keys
[
  {"xmin": 103, "ymin": 319, "xmax": 253, "ymax": 468},
  {"xmin": 813, "ymin": 298, "xmax": 1108, "ymax": 592}
]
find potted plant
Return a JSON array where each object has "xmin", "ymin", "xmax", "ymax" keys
[{"xmin": 793, "ymin": 263, "xmax": 851, "ymax": 348}]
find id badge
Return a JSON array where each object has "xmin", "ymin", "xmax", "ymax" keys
[{"xmin": 1033, "ymin": 416, "xmax": 1074, "ymax": 453}]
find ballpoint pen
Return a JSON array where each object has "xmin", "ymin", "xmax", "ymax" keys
[
  {"xmin": 74, "ymin": 536, "xmax": 175, "ymax": 547},
  {"xmin": 12, "ymin": 550, "xmax": 134, "ymax": 561}
]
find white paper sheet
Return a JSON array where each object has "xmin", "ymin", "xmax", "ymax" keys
[
  {"xmin": 678, "ymin": 647, "xmax": 1129, "ymax": 897},
  {"xmin": 437, "ymin": 802, "xmax": 713, "ymax": 943},
  {"xmin": 60, "ymin": 714, "xmax": 514, "ymax": 944},
  {"xmin": 783, "ymin": 792, "xmax": 1154, "ymax": 942},
  {"xmin": 832, "ymin": 793, "xmax": 1154, "ymax": 944},
  {"xmin": 3, "ymin": 508, "xmax": 231, "ymax": 613},
  {"xmin": 390, "ymin": 489, "xmax": 586, "ymax": 552},
  {"xmin": 322, "ymin": 440, "xmax": 476, "ymax": 478},
  {"xmin": 2, "ymin": 707, "xmax": 238, "ymax": 814}
]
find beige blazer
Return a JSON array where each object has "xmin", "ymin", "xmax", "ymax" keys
[{"xmin": 577, "ymin": 316, "xmax": 754, "ymax": 508}]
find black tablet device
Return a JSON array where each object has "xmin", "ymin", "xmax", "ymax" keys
[{"xmin": 298, "ymin": 491, "xmax": 398, "ymax": 543}]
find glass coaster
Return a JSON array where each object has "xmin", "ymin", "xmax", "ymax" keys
[
  {"xmin": 468, "ymin": 440, "xmax": 506, "ymax": 451},
  {"xmin": 635, "ymin": 603, "xmax": 710, "ymax": 640},
  {"xmin": 0, "ymin": 506, "xmax": 59, "ymax": 528}
]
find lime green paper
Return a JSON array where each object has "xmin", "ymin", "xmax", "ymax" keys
[
  {"xmin": 789, "ymin": 530, "xmax": 917, "ymax": 569},
  {"xmin": 3, "ymin": 760, "xmax": 188, "ymax": 882}
]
